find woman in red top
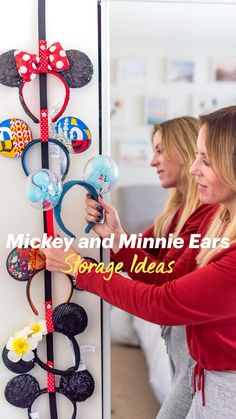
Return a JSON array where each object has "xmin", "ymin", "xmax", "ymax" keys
[
  {"xmin": 85, "ymin": 116, "xmax": 213, "ymax": 418},
  {"xmin": 44, "ymin": 105, "xmax": 236, "ymax": 418},
  {"xmin": 87, "ymin": 116, "xmax": 211, "ymax": 418}
]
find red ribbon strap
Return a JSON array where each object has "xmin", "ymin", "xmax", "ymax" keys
[
  {"xmin": 45, "ymin": 300, "xmax": 54, "ymax": 333},
  {"xmin": 47, "ymin": 361, "xmax": 55, "ymax": 392}
]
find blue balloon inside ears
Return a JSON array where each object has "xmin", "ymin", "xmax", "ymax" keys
[
  {"xmin": 27, "ymin": 186, "xmax": 42, "ymax": 203},
  {"xmin": 83, "ymin": 155, "xmax": 118, "ymax": 195},
  {"xmin": 33, "ymin": 171, "xmax": 50, "ymax": 187},
  {"xmin": 26, "ymin": 169, "xmax": 62, "ymax": 210}
]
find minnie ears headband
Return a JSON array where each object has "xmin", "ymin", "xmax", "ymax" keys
[
  {"xmin": 0, "ymin": 42, "xmax": 93, "ymax": 123},
  {"xmin": 2, "ymin": 302, "xmax": 88, "ymax": 376},
  {"xmin": 5, "ymin": 370, "xmax": 95, "ymax": 419}
]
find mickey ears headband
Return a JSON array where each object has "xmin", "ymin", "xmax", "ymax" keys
[
  {"xmin": 5, "ymin": 370, "xmax": 95, "ymax": 418},
  {"xmin": 0, "ymin": 45, "xmax": 93, "ymax": 123},
  {"xmin": 3, "ymin": 303, "xmax": 88, "ymax": 376},
  {"xmin": 6, "ymin": 246, "xmax": 74, "ymax": 315}
]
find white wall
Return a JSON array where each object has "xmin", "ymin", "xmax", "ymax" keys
[
  {"xmin": 111, "ymin": 44, "xmax": 236, "ymax": 188},
  {"xmin": 110, "ymin": 1, "xmax": 236, "ymax": 231}
]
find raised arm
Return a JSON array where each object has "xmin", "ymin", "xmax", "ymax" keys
[
  {"xmin": 112, "ymin": 204, "xmax": 215, "ymax": 285},
  {"xmin": 75, "ymin": 246, "xmax": 236, "ymax": 326}
]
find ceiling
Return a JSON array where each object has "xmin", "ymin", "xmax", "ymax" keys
[{"xmin": 110, "ymin": 1, "xmax": 236, "ymax": 47}]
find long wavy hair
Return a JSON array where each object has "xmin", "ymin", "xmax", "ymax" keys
[
  {"xmin": 153, "ymin": 116, "xmax": 200, "ymax": 238},
  {"xmin": 196, "ymin": 106, "xmax": 236, "ymax": 266}
]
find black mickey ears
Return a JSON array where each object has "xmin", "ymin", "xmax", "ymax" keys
[
  {"xmin": 53, "ymin": 302, "xmax": 88, "ymax": 336},
  {"xmin": 5, "ymin": 372, "xmax": 94, "ymax": 416},
  {"xmin": 60, "ymin": 369, "xmax": 95, "ymax": 402},
  {"xmin": 2, "ymin": 347, "xmax": 34, "ymax": 374},
  {"xmin": 33, "ymin": 303, "xmax": 88, "ymax": 376},
  {"xmin": 5, "ymin": 374, "xmax": 40, "ymax": 408},
  {"xmin": 3, "ymin": 303, "xmax": 88, "ymax": 376},
  {"xmin": 0, "ymin": 49, "xmax": 21, "ymax": 87},
  {"xmin": 4, "ymin": 374, "xmax": 77, "ymax": 419},
  {"xmin": 34, "ymin": 303, "xmax": 88, "ymax": 375},
  {"xmin": 60, "ymin": 50, "xmax": 93, "ymax": 88}
]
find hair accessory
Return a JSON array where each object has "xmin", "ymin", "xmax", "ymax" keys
[
  {"xmin": 59, "ymin": 369, "xmax": 95, "ymax": 402},
  {"xmin": 0, "ymin": 118, "xmax": 32, "ymax": 157},
  {"xmin": 54, "ymin": 116, "xmax": 92, "ymax": 153},
  {"xmin": 5, "ymin": 374, "xmax": 78, "ymax": 419},
  {"xmin": 3, "ymin": 334, "xmax": 79, "ymax": 376},
  {"xmin": 15, "ymin": 43, "xmax": 70, "ymax": 82},
  {"xmin": 5, "ymin": 375, "xmax": 40, "ymax": 408},
  {"xmin": 6, "ymin": 246, "xmax": 43, "ymax": 281},
  {"xmin": 54, "ymin": 180, "xmax": 99, "ymax": 237},
  {"xmin": 33, "ymin": 329, "xmax": 80, "ymax": 375},
  {"xmin": 53, "ymin": 302, "xmax": 88, "ymax": 336},
  {"xmin": 83, "ymin": 155, "xmax": 118, "ymax": 195},
  {"xmin": 22, "ymin": 138, "xmax": 70, "ymax": 181},
  {"xmin": 2, "ymin": 319, "xmax": 47, "ymax": 373},
  {"xmin": 0, "ymin": 47, "xmax": 93, "ymax": 123},
  {"xmin": 3, "ymin": 303, "xmax": 87, "ymax": 376},
  {"xmin": 25, "ymin": 169, "xmax": 63, "ymax": 211},
  {"xmin": 2, "ymin": 346, "xmax": 34, "ymax": 374},
  {"xmin": 6, "ymin": 247, "xmax": 74, "ymax": 315}
]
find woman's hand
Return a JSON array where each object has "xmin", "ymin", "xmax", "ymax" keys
[
  {"xmin": 85, "ymin": 196, "xmax": 126, "ymax": 245},
  {"xmin": 41, "ymin": 247, "xmax": 82, "ymax": 278}
]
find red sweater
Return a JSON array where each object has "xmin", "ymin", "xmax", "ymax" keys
[
  {"xmin": 76, "ymin": 206, "xmax": 236, "ymax": 375},
  {"xmin": 112, "ymin": 204, "xmax": 215, "ymax": 285}
]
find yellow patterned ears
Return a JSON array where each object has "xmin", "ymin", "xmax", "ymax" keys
[{"xmin": 0, "ymin": 118, "xmax": 32, "ymax": 157}]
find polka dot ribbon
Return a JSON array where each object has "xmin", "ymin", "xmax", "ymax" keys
[
  {"xmin": 40, "ymin": 109, "xmax": 48, "ymax": 142},
  {"xmin": 45, "ymin": 302, "xmax": 55, "ymax": 392},
  {"xmin": 45, "ymin": 300, "xmax": 54, "ymax": 333},
  {"xmin": 14, "ymin": 41, "xmax": 70, "ymax": 82},
  {"xmin": 47, "ymin": 361, "xmax": 55, "ymax": 392}
]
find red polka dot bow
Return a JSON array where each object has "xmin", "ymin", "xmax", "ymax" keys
[{"xmin": 14, "ymin": 42, "xmax": 70, "ymax": 82}]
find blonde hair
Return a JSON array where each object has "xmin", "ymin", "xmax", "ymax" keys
[
  {"xmin": 153, "ymin": 116, "xmax": 200, "ymax": 237},
  {"xmin": 196, "ymin": 106, "xmax": 236, "ymax": 266}
]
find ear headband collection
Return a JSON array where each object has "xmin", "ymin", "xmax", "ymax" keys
[
  {"xmin": 23, "ymin": 155, "xmax": 119, "ymax": 235},
  {"xmin": 3, "ymin": 303, "xmax": 94, "ymax": 417},
  {"xmin": 0, "ymin": 116, "xmax": 118, "ymax": 234},
  {"xmin": 1, "ymin": 2, "xmax": 106, "ymax": 417},
  {"xmin": 0, "ymin": 116, "xmax": 92, "ymax": 159},
  {"xmin": 52, "ymin": 156, "xmax": 118, "ymax": 237},
  {"xmin": 0, "ymin": 45, "xmax": 93, "ymax": 123}
]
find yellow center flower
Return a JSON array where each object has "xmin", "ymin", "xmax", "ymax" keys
[
  {"xmin": 31, "ymin": 324, "xmax": 42, "ymax": 333},
  {"xmin": 12, "ymin": 338, "xmax": 30, "ymax": 355}
]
